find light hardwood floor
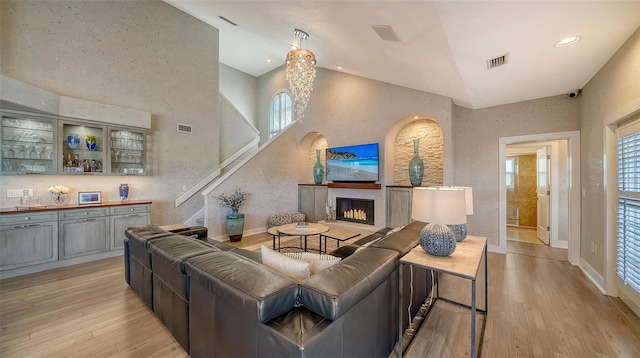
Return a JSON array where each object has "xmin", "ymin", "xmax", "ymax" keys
[{"xmin": 1, "ymin": 234, "xmax": 639, "ymax": 357}]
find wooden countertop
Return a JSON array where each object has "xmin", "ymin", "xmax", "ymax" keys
[{"xmin": 0, "ymin": 200, "xmax": 152, "ymax": 214}]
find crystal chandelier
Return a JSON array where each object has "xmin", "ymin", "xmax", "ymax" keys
[{"xmin": 286, "ymin": 29, "xmax": 316, "ymax": 119}]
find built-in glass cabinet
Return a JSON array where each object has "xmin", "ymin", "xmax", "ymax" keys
[
  {"xmin": 1, "ymin": 114, "xmax": 57, "ymax": 174},
  {"xmin": 60, "ymin": 121, "xmax": 105, "ymax": 174},
  {"xmin": 1, "ymin": 109, "xmax": 147, "ymax": 176},
  {"xmin": 109, "ymin": 128, "xmax": 145, "ymax": 175}
]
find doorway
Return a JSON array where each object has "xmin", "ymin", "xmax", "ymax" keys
[
  {"xmin": 498, "ymin": 131, "xmax": 581, "ymax": 265},
  {"xmin": 506, "ymin": 145, "xmax": 549, "ymax": 246}
]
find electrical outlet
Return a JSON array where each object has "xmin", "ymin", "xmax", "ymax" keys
[
  {"xmin": 594, "ymin": 244, "xmax": 598, "ymax": 256},
  {"xmin": 7, "ymin": 189, "xmax": 33, "ymax": 198},
  {"xmin": 590, "ymin": 242, "xmax": 595, "ymax": 254}
]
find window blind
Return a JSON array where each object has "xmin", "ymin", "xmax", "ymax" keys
[{"xmin": 617, "ymin": 125, "xmax": 640, "ymax": 292}]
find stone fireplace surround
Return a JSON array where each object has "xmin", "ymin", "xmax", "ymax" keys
[{"xmin": 335, "ymin": 197, "xmax": 375, "ymax": 225}]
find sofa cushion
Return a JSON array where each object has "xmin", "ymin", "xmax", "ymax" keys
[
  {"xmin": 370, "ymin": 221, "xmax": 426, "ymax": 255},
  {"xmin": 148, "ymin": 235, "xmax": 219, "ymax": 273},
  {"xmin": 261, "ymin": 245, "xmax": 310, "ymax": 281},
  {"xmin": 298, "ymin": 247, "xmax": 398, "ymax": 320},
  {"xmin": 186, "ymin": 251, "xmax": 299, "ymax": 323},
  {"xmin": 284, "ymin": 252, "xmax": 341, "ymax": 274}
]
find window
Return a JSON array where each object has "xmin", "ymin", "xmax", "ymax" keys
[
  {"xmin": 506, "ymin": 157, "xmax": 516, "ymax": 188},
  {"xmin": 268, "ymin": 91, "xmax": 294, "ymax": 138},
  {"xmin": 617, "ymin": 120, "xmax": 640, "ymax": 293}
]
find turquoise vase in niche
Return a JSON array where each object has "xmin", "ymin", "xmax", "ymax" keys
[
  {"xmin": 226, "ymin": 209, "xmax": 245, "ymax": 242},
  {"xmin": 409, "ymin": 138, "xmax": 424, "ymax": 186},
  {"xmin": 313, "ymin": 149, "xmax": 324, "ymax": 184}
]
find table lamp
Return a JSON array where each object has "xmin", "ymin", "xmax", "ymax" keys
[
  {"xmin": 411, "ymin": 187, "xmax": 467, "ymax": 256},
  {"xmin": 434, "ymin": 186, "xmax": 473, "ymax": 241}
]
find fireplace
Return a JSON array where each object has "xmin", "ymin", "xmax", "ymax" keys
[{"xmin": 336, "ymin": 197, "xmax": 375, "ymax": 225}]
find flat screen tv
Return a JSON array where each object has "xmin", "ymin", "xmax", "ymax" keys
[{"xmin": 326, "ymin": 143, "xmax": 379, "ymax": 183}]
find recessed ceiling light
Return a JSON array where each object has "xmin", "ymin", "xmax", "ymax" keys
[
  {"xmin": 554, "ymin": 36, "xmax": 581, "ymax": 47},
  {"xmin": 266, "ymin": 59, "xmax": 271, "ymax": 63},
  {"xmin": 336, "ymin": 65, "xmax": 343, "ymax": 70}
]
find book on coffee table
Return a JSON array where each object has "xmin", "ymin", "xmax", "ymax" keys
[{"xmin": 296, "ymin": 222, "xmax": 310, "ymax": 230}]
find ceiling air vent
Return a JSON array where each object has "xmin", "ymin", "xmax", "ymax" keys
[
  {"xmin": 487, "ymin": 53, "xmax": 509, "ymax": 69},
  {"xmin": 218, "ymin": 16, "xmax": 238, "ymax": 26},
  {"xmin": 177, "ymin": 123, "xmax": 192, "ymax": 134},
  {"xmin": 371, "ymin": 25, "xmax": 401, "ymax": 42}
]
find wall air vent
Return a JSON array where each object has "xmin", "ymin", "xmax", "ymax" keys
[
  {"xmin": 371, "ymin": 25, "xmax": 401, "ymax": 42},
  {"xmin": 177, "ymin": 123, "xmax": 192, "ymax": 134},
  {"xmin": 487, "ymin": 53, "xmax": 509, "ymax": 69}
]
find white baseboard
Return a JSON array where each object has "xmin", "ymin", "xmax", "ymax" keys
[
  {"xmin": 210, "ymin": 226, "xmax": 268, "ymax": 242},
  {"xmin": 579, "ymin": 258, "xmax": 606, "ymax": 294}
]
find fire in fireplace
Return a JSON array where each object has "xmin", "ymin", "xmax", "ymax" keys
[{"xmin": 335, "ymin": 197, "xmax": 375, "ymax": 225}]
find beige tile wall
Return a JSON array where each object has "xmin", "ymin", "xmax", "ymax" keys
[
  {"xmin": 506, "ymin": 155, "xmax": 537, "ymax": 227},
  {"xmin": 392, "ymin": 119, "xmax": 444, "ymax": 186}
]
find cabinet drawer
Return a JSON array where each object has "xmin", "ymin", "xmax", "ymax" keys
[
  {"xmin": 60, "ymin": 208, "xmax": 109, "ymax": 220},
  {"xmin": 110, "ymin": 205, "xmax": 150, "ymax": 216},
  {"xmin": 0, "ymin": 211, "xmax": 59, "ymax": 226}
]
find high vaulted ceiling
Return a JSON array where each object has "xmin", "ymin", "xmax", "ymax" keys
[{"xmin": 164, "ymin": 1, "xmax": 640, "ymax": 109}]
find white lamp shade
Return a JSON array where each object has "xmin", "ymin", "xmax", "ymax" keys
[
  {"xmin": 411, "ymin": 187, "xmax": 467, "ymax": 225},
  {"xmin": 431, "ymin": 186, "xmax": 473, "ymax": 215}
]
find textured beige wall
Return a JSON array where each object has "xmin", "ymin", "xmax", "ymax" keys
[
  {"xmin": 0, "ymin": 0, "xmax": 220, "ymax": 224},
  {"xmin": 205, "ymin": 125, "xmax": 302, "ymax": 237},
  {"xmin": 454, "ymin": 96, "xmax": 580, "ymax": 247},
  {"xmin": 393, "ymin": 119, "xmax": 444, "ymax": 186},
  {"xmin": 219, "ymin": 63, "xmax": 259, "ymax": 128},
  {"xmin": 580, "ymin": 27, "xmax": 640, "ymax": 276},
  {"xmin": 256, "ymin": 67, "xmax": 453, "ymax": 227}
]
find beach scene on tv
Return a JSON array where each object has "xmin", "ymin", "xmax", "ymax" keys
[{"xmin": 326, "ymin": 143, "xmax": 379, "ymax": 182}]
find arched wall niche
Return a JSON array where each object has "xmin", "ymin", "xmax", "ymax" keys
[
  {"xmin": 299, "ymin": 132, "xmax": 327, "ymax": 184},
  {"xmin": 384, "ymin": 115, "xmax": 444, "ymax": 186}
]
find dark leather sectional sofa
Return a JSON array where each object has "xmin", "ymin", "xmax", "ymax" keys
[{"xmin": 123, "ymin": 221, "xmax": 430, "ymax": 357}]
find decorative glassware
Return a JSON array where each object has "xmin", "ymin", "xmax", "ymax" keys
[
  {"xmin": 52, "ymin": 192, "xmax": 67, "ymax": 206},
  {"xmin": 409, "ymin": 138, "xmax": 424, "ymax": 186},
  {"xmin": 24, "ymin": 144, "xmax": 33, "ymax": 159},
  {"xmin": 86, "ymin": 135, "xmax": 97, "ymax": 150},
  {"xmin": 2, "ymin": 143, "xmax": 11, "ymax": 158},
  {"xmin": 313, "ymin": 149, "xmax": 324, "ymax": 184},
  {"xmin": 67, "ymin": 133, "xmax": 80, "ymax": 149},
  {"xmin": 119, "ymin": 184, "xmax": 129, "ymax": 201},
  {"xmin": 34, "ymin": 145, "xmax": 43, "ymax": 159}
]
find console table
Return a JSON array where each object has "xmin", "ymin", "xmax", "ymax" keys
[{"xmin": 398, "ymin": 235, "xmax": 487, "ymax": 358}]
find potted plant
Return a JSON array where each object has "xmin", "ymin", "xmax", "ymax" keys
[{"xmin": 215, "ymin": 187, "xmax": 248, "ymax": 242}]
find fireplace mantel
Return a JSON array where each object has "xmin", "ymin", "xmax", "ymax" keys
[{"xmin": 327, "ymin": 183, "xmax": 381, "ymax": 190}]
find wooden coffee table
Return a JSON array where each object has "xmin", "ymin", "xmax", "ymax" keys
[
  {"xmin": 320, "ymin": 228, "xmax": 361, "ymax": 253},
  {"xmin": 276, "ymin": 223, "xmax": 329, "ymax": 252}
]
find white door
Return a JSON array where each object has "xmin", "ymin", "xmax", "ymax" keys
[{"xmin": 537, "ymin": 147, "xmax": 550, "ymax": 245}]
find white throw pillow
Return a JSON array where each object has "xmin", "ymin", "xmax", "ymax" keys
[
  {"xmin": 260, "ymin": 245, "xmax": 310, "ymax": 281},
  {"xmin": 284, "ymin": 252, "xmax": 341, "ymax": 274}
]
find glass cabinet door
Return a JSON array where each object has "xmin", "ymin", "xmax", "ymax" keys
[
  {"xmin": 109, "ymin": 128, "xmax": 145, "ymax": 175},
  {"xmin": 60, "ymin": 121, "xmax": 105, "ymax": 174},
  {"xmin": 1, "ymin": 113, "xmax": 56, "ymax": 174}
]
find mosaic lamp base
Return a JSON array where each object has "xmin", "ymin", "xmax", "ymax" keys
[{"xmin": 419, "ymin": 223, "xmax": 457, "ymax": 257}]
